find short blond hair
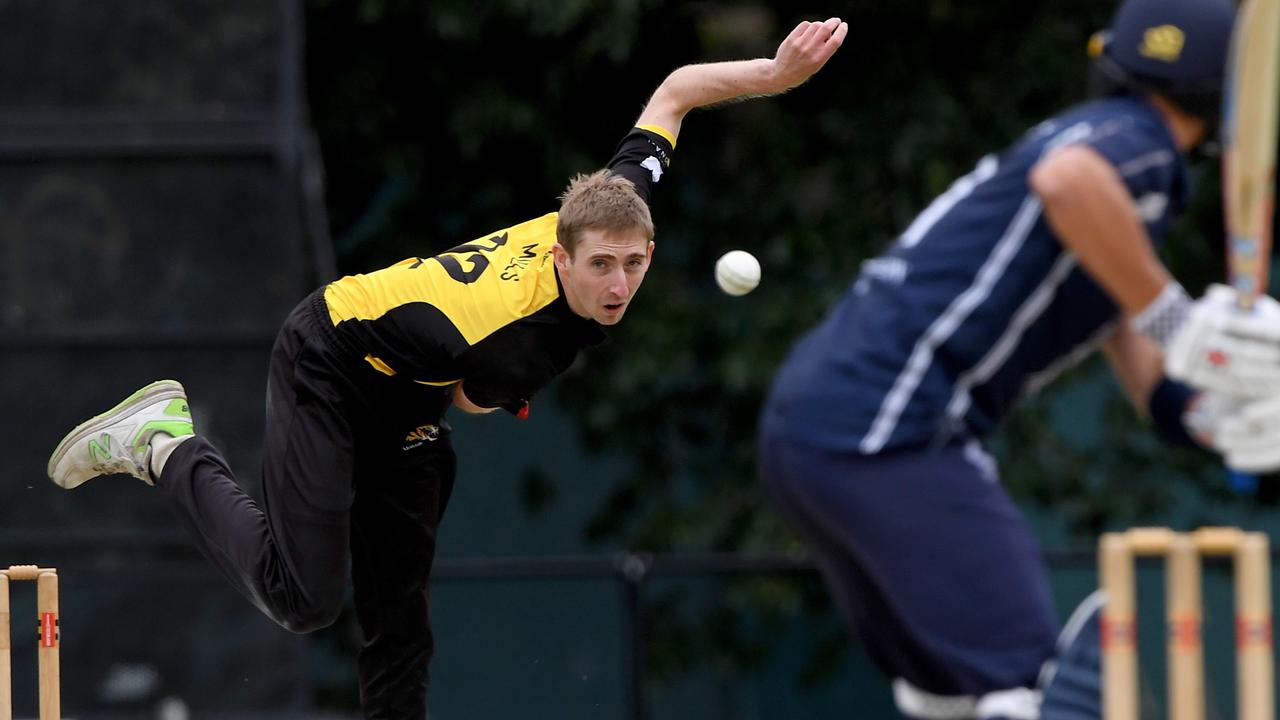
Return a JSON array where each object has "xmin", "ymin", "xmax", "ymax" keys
[{"xmin": 556, "ymin": 170, "xmax": 654, "ymax": 256}]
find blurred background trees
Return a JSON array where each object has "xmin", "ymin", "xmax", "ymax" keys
[
  {"xmin": 307, "ymin": 0, "xmax": 1260, "ymax": 549},
  {"xmin": 1, "ymin": 1, "xmax": 1273, "ymax": 716},
  {"xmin": 304, "ymin": 0, "xmax": 1277, "ymax": 708}
]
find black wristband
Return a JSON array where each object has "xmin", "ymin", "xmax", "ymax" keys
[{"xmin": 1148, "ymin": 376, "xmax": 1199, "ymax": 448}]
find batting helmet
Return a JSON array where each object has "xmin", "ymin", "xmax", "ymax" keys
[{"xmin": 1089, "ymin": 0, "xmax": 1237, "ymax": 125}]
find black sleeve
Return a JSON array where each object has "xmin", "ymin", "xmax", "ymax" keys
[
  {"xmin": 454, "ymin": 324, "xmax": 584, "ymax": 416},
  {"xmin": 606, "ymin": 127, "xmax": 675, "ymax": 206},
  {"xmin": 455, "ymin": 355, "xmax": 546, "ymax": 416},
  {"xmin": 459, "ymin": 384, "xmax": 528, "ymax": 417}
]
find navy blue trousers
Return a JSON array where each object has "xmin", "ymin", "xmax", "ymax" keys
[{"xmin": 759, "ymin": 413, "xmax": 1058, "ymax": 718}]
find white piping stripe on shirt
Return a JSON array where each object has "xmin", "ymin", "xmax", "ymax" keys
[
  {"xmin": 944, "ymin": 145, "xmax": 1174, "ymax": 423},
  {"xmin": 859, "ymin": 123, "xmax": 1091, "ymax": 453},
  {"xmin": 944, "ymin": 251, "xmax": 1080, "ymax": 424},
  {"xmin": 860, "ymin": 194, "xmax": 1044, "ymax": 453},
  {"xmin": 1116, "ymin": 148, "xmax": 1175, "ymax": 177},
  {"xmin": 858, "ymin": 115, "xmax": 1170, "ymax": 453},
  {"xmin": 1019, "ymin": 320, "xmax": 1117, "ymax": 402}
]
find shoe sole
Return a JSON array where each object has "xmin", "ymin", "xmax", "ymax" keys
[{"xmin": 47, "ymin": 379, "xmax": 187, "ymax": 479}]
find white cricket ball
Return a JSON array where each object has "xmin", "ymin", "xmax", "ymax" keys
[{"xmin": 715, "ymin": 250, "xmax": 761, "ymax": 296}]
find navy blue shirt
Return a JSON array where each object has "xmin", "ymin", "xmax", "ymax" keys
[{"xmin": 767, "ymin": 96, "xmax": 1189, "ymax": 453}]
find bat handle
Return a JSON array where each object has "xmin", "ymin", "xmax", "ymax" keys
[
  {"xmin": 1228, "ymin": 469, "xmax": 1260, "ymax": 494},
  {"xmin": 1226, "ymin": 290, "xmax": 1261, "ymax": 494}
]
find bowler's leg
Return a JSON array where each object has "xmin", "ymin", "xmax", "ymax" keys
[
  {"xmin": 156, "ymin": 301, "xmax": 359, "ymax": 632},
  {"xmin": 349, "ymin": 408, "xmax": 456, "ymax": 720}
]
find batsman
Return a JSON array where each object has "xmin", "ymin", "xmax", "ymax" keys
[
  {"xmin": 758, "ymin": 0, "xmax": 1280, "ymax": 718},
  {"xmin": 44, "ymin": 19, "xmax": 847, "ymax": 719}
]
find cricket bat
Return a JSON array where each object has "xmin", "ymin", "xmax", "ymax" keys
[
  {"xmin": 1221, "ymin": 0, "xmax": 1280, "ymax": 492},
  {"xmin": 1223, "ymin": 0, "xmax": 1280, "ymax": 304}
]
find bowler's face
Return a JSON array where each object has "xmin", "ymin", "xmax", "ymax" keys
[{"xmin": 554, "ymin": 228, "xmax": 654, "ymax": 325}]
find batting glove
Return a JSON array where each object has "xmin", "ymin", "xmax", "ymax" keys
[{"xmin": 1165, "ymin": 284, "xmax": 1280, "ymax": 398}]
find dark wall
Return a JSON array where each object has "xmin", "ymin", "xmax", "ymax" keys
[{"xmin": 0, "ymin": 1, "xmax": 325, "ymax": 716}]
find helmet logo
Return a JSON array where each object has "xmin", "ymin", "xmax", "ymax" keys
[
  {"xmin": 1087, "ymin": 31, "xmax": 1109, "ymax": 59},
  {"xmin": 1139, "ymin": 25, "xmax": 1185, "ymax": 63}
]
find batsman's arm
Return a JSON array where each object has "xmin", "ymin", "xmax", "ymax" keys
[
  {"xmin": 1102, "ymin": 321, "xmax": 1206, "ymax": 450},
  {"xmin": 1029, "ymin": 145, "xmax": 1173, "ymax": 318},
  {"xmin": 635, "ymin": 17, "xmax": 848, "ymax": 142},
  {"xmin": 1101, "ymin": 321, "xmax": 1167, "ymax": 414}
]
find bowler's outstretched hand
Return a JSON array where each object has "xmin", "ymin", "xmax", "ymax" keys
[
  {"xmin": 770, "ymin": 17, "xmax": 849, "ymax": 92},
  {"xmin": 634, "ymin": 16, "xmax": 847, "ymax": 147}
]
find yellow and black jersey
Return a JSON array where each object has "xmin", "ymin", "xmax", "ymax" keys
[{"xmin": 321, "ymin": 126, "xmax": 675, "ymax": 413}]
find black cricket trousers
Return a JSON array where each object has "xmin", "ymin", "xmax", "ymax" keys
[{"xmin": 156, "ymin": 289, "xmax": 456, "ymax": 719}]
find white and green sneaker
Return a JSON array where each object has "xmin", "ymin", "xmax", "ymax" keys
[{"xmin": 47, "ymin": 379, "xmax": 194, "ymax": 488}]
